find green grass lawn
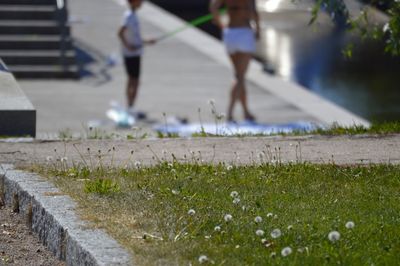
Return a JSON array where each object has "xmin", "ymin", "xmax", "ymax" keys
[{"xmin": 32, "ymin": 162, "xmax": 400, "ymax": 265}]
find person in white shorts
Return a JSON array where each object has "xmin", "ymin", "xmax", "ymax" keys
[{"xmin": 210, "ymin": 0, "xmax": 260, "ymax": 122}]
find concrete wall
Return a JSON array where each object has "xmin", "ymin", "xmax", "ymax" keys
[{"xmin": 0, "ymin": 63, "xmax": 36, "ymax": 137}]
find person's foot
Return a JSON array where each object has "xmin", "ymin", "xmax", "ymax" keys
[
  {"xmin": 244, "ymin": 113, "xmax": 256, "ymax": 122},
  {"xmin": 227, "ymin": 115, "xmax": 236, "ymax": 123},
  {"xmin": 128, "ymin": 107, "xmax": 147, "ymax": 120}
]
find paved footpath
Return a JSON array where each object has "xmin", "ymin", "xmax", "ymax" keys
[{"xmin": 1, "ymin": 135, "xmax": 399, "ymax": 167}]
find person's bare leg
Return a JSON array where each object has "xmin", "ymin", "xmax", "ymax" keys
[
  {"xmin": 126, "ymin": 77, "xmax": 139, "ymax": 108},
  {"xmin": 227, "ymin": 53, "xmax": 240, "ymax": 121},
  {"xmin": 232, "ymin": 52, "xmax": 255, "ymax": 120}
]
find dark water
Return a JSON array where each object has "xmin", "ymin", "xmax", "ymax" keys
[{"xmin": 149, "ymin": 0, "xmax": 400, "ymax": 122}]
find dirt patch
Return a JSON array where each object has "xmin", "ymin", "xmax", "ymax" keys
[{"xmin": 0, "ymin": 205, "xmax": 64, "ymax": 266}]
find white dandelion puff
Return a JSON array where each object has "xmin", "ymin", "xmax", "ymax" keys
[
  {"xmin": 214, "ymin": 225, "xmax": 221, "ymax": 232},
  {"xmin": 230, "ymin": 191, "xmax": 239, "ymax": 198},
  {"xmin": 224, "ymin": 214, "xmax": 233, "ymax": 222},
  {"xmin": 232, "ymin": 198, "xmax": 241, "ymax": 204},
  {"xmin": 281, "ymin": 246, "xmax": 292, "ymax": 257},
  {"xmin": 134, "ymin": 161, "xmax": 141, "ymax": 169},
  {"xmin": 198, "ymin": 255, "xmax": 208, "ymax": 264},
  {"xmin": 383, "ymin": 22, "xmax": 390, "ymax": 32},
  {"xmin": 256, "ymin": 229, "xmax": 265, "ymax": 236},
  {"xmin": 328, "ymin": 231, "xmax": 340, "ymax": 242},
  {"xmin": 267, "ymin": 212, "xmax": 273, "ymax": 218},
  {"xmin": 271, "ymin": 229, "xmax": 282, "ymax": 239},
  {"xmin": 254, "ymin": 216, "xmax": 262, "ymax": 223},
  {"xmin": 287, "ymin": 225, "xmax": 293, "ymax": 230},
  {"xmin": 188, "ymin": 209, "xmax": 196, "ymax": 216},
  {"xmin": 345, "ymin": 221, "xmax": 355, "ymax": 229}
]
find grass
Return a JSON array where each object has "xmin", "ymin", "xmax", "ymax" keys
[{"xmin": 30, "ymin": 161, "xmax": 400, "ymax": 265}]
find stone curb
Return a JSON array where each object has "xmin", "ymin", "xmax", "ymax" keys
[{"xmin": 0, "ymin": 164, "xmax": 132, "ymax": 266}]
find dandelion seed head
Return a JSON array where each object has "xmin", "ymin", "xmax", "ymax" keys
[
  {"xmin": 232, "ymin": 198, "xmax": 241, "ymax": 204},
  {"xmin": 267, "ymin": 212, "xmax": 273, "ymax": 218},
  {"xmin": 328, "ymin": 231, "xmax": 340, "ymax": 242},
  {"xmin": 256, "ymin": 229, "xmax": 264, "ymax": 236},
  {"xmin": 198, "ymin": 255, "xmax": 208, "ymax": 264},
  {"xmin": 188, "ymin": 209, "xmax": 196, "ymax": 216},
  {"xmin": 287, "ymin": 225, "xmax": 293, "ymax": 230},
  {"xmin": 224, "ymin": 214, "xmax": 233, "ymax": 222},
  {"xmin": 271, "ymin": 229, "xmax": 282, "ymax": 239},
  {"xmin": 134, "ymin": 161, "xmax": 141, "ymax": 168},
  {"xmin": 230, "ymin": 191, "xmax": 239, "ymax": 198},
  {"xmin": 345, "ymin": 221, "xmax": 355, "ymax": 229},
  {"xmin": 214, "ymin": 225, "xmax": 221, "ymax": 232},
  {"xmin": 254, "ymin": 216, "xmax": 262, "ymax": 223},
  {"xmin": 281, "ymin": 246, "xmax": 292, "ymax": 257}
]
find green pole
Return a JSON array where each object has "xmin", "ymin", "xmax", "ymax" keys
[{"xmin": 157, "ymin": 8, "xmax": 226, "ymax": 41}]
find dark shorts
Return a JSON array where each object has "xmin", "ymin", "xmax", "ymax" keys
[{"xmin": 124, "ymin": 56, "xmax": 141, "ymax": 78}]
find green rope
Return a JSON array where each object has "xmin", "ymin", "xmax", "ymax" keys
[{"xmin": 157, "ymin": 8, "xmax": 227, "ymax": 41}]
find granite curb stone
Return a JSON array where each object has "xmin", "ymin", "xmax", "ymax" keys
[{"xmin": 0, "ymin": 164, "xmax": 132, "ymax": 266}]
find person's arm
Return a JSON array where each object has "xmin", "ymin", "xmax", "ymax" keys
[
  {"xmin": 209, "ymin": 0, "xmax": 224, "ymax": 29},
  {"xmin": 251, "ymin": 0, "xmax": 260, "ymax": 40},
  {"xmin": 118, "ymin": 25, "xmax": 139, "ymax": 51}
]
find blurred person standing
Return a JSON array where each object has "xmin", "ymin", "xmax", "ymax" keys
[
  {"xmin": 118, "ymin": 0, "xmax": 156, "ymax": 117},
  {"xmin": 210, "ymin": 0, "xmax": 260, "ymax": 122}
]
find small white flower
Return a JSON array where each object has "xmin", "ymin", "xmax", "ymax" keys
[
  {"xmin": 270, "ymin": 252, "xmax": 277, "ymax": 258},
  {"xmin": 256, "ymin": 229, "xmax": 264, "ymax": 236},
  {"xmin": 204, "ymin": 235, "xmax": 211, "ymax": 239},
  {"xmin": 198, "ymin": 255, "xmax": 208, "ymax": 264},
  {"xmin": 267, "ymin": 212, "xmax": 273, "ymax": 218},
  {"xmin": 235, "ymin": 245, "xmax": 240, "ymax": 249},
  {"xmin": 287, "ymin": 225, "xmax": 293, "ymax": 230},
  {"xmin": 281, "ymin": 246, "xmax": 292, "ymax": 257},
  {"xmin": 224, "ymin": 214, "xmax": 233, "ymax": 222},
  {"xmin": 230, "ymin": 191, "xmax": 239, "ymax": 198},
  {"xmin": 271, "ymin": 229, "xmax": 282, "ymax": 239},
  {"xmin": 261, "ymin": 238, "xmax": 267, "ymax": 244},
  {"xmin": 188, "ymin": 209, "xmax": 196, "ymax": 216},
  {"xmin": 254, "ymin": 216, "xmax": 262, "ymax": 223},
  {"xmin": 171, "ymin": 189, "xmax": 179, "ymax": 195},
  {"xmin": 226, "ymin": 165, "xmax": 233, "ymax": 171},
  {"xmin": 345, "ymin": 221, "xmax": 355, "ymax": 229},
  {"xmin": 328, "ymin": 231, "xmax": 340, "ymax": 242},
  {"xmin": 214, "ymin": 225, "xmax": 221, "ymax": 232},
  {"xmin": 232, "ymin": 198, "xmax": 241, "ymax": 204}
]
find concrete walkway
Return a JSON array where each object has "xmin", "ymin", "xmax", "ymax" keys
[{"xmin": 16, "ymin": 0, "xmax": 368, "ymax": 139}]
